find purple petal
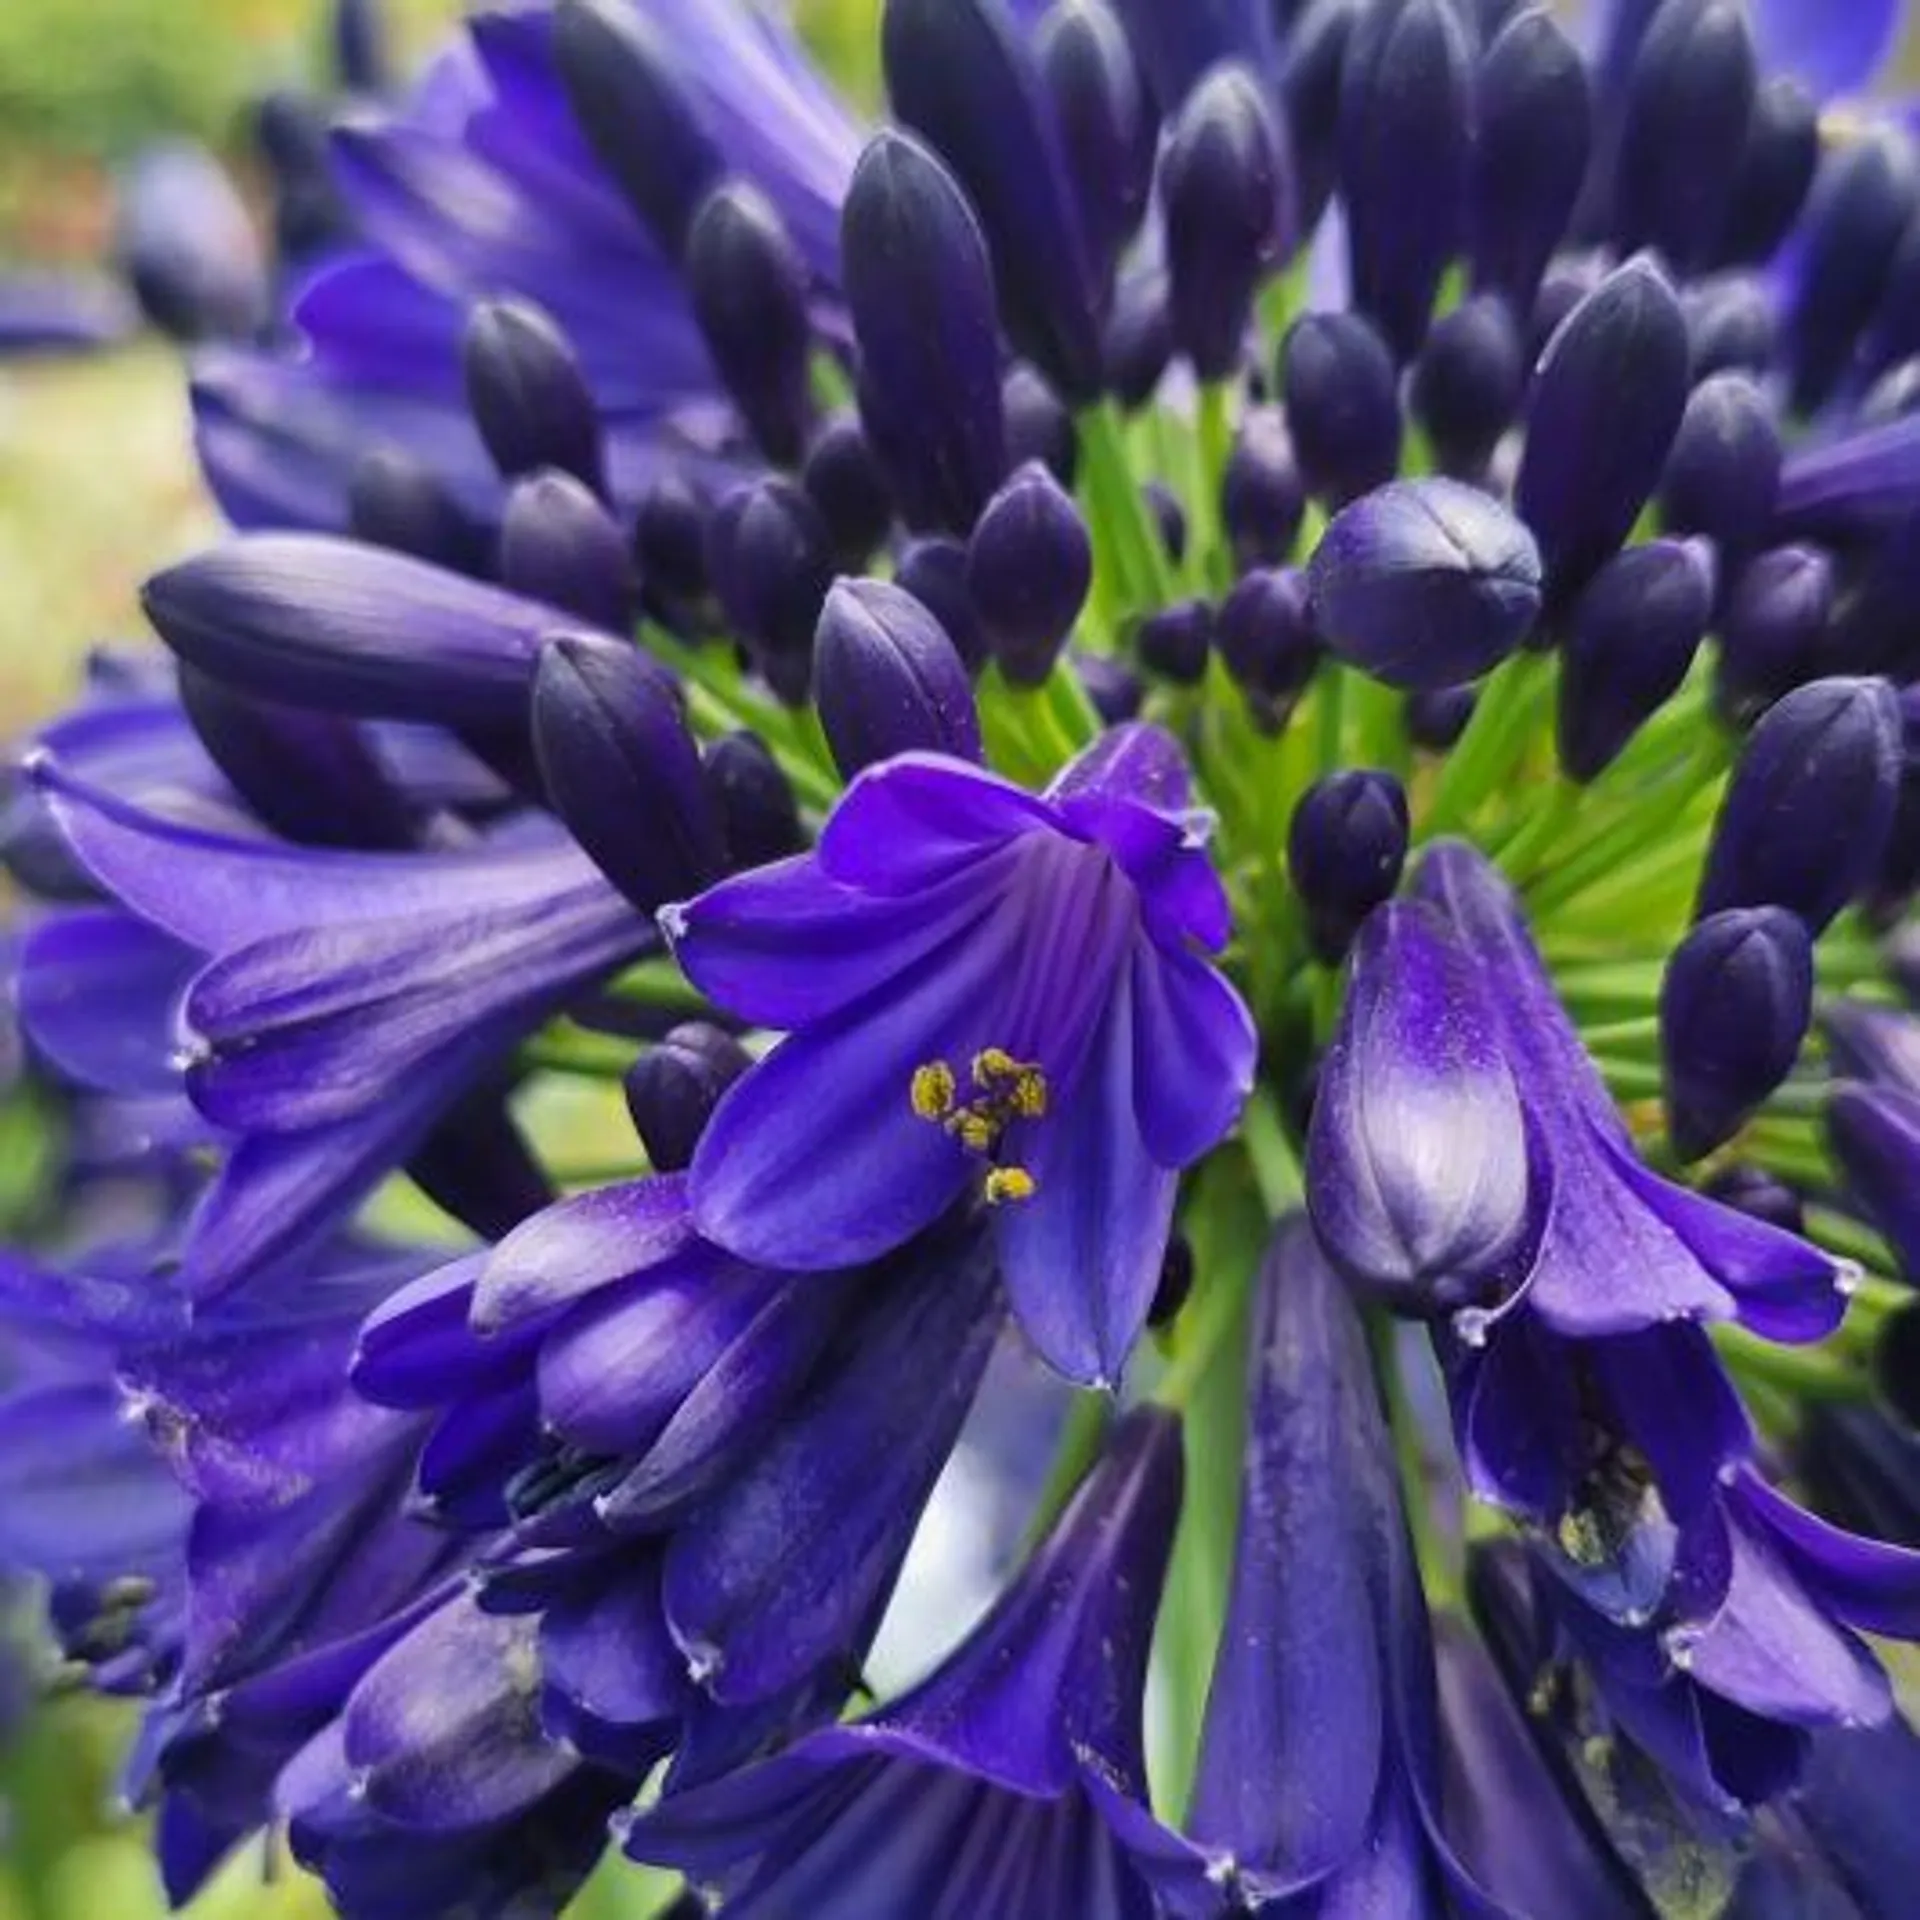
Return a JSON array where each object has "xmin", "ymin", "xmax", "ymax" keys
[
  {"xmin": 16, "ymin": 909, "xmax": 196, "ymax": 1094},
  {"xmin": 539, "ymin": 1554, "xmax": 690, "ymax": 1766},
  {"xmin": 1059, "ymin": 791, "xmax": 1233, "ymax": 953},
  {"xmin": 1127, "ymin": 937, "xmax": 1255, "ymax": 1167},
  {"xmin": 1050, "ymin": 722, "xmax": 1196, "ymax": 813},
  {"xmin": 1753, "ymin": 0, "xmax": 1898, "ymax": 104},
  {"xmin": 1733, "ymin": 1471, "xmax": 1920, "ymax": 1641}
]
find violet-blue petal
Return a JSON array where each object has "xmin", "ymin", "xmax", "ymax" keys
[
  {"xmin": 16, "ymin": 909, "xmax": 196, "ymax": 1095},
  {"xmin": 1128, "ymin": 937, "xmax": 1255, "ymax": 1168},
  {"xmin": 813, "ymin": 753, "xmax": 1055, "ymax": 892},
  {"xmin": 1751, "ymin": 0, "xmax": 1898, "ymax": 103}
]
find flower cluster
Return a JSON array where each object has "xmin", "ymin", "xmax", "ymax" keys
[{"xmin": 8, "ymin": 0, "xmax": 1920, "ymax": 1914}]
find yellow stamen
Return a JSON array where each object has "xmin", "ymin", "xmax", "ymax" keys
[
  {"xmin": 984, "ymin": 1166, "xmax": 1038, "ymax": 1206},
  {"xmin": 1556, "ymin": 1509, "xmax": 1608, "ymax": 1568},
  {"xmin": 910, "ymin": 1061, "xmax": 957, "ymax": 1121}
]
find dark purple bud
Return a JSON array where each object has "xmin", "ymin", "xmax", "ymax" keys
[
  {"xmin": 1862, "ymin": 219, "xmax": 1920, "ymax": 390},
  {"xmin": 1681, "ymin": 270, "xmax": 1777, "ymax": 380},
  {"xmin": 1281, "ymin": 0, "xmax": 1360, "ymax": 238},
  {"xmin": 702, "ymin": 730, "xmax": 803, "ymax": 870},
  {"xmin": 686, "ymin": 182, "xmax": 813, "ymax": 468},
  {"xmin": 1280, "ymin": 309, "xmax": 1402, "ymax": 506},
  {"xmin": 1716, "ymin": 545, "xmax": 1834, "ymax": 722},
  {"xmin": 1660, "ymin": 906, "xmax": 1813, "ymax": 1162},
  {"xmin": 1105, "ymin": 0, "xmax": 1279, "ymax": 113},
  {"xmin": 896, "ymin": 537, "xmax": 988, "ymax": 675},
  {"xmin": 1038, "ymin": 0, "xmax": 1157, "ymax": 268},
  {"xmin": 1787, "ymin": 129, "xmax": 1920, "ymax": 416},
  {"xmin": 1515, "ymin": 256, "xmax": 1691, "ymax": 602},
  {"xmin": 801, "ymin": 414, "xmax": 894, "ymax": 569},
  {"xmin": 1162, "ymin": 64, "xmax": 1287, "ymax": 382},
  {"xmin": 346, "ymin": 447, "xmax": 485, "ymax": 575},
  {"xmin": 1525, "ymin": 258, "xmax": 1604, "ymax": 366},
  {"xmin": 1407, "ymin": 683, "xmax": 1477, "ymax": 750},
  {"xmin": 705, "ymin": 480, "xmax": 835, "ymax": 703},
  {"xmin": 1143, "ymin": 481, "xmax": 1187, "ymax": 566},
  {"xmin": 843, "ymin": 132, "xmax": 1007, "ymax": 537},
  {"xmin": 499, "ymin": 471, "xmax": 634, "ymax": 632},
  {"xmin": 1558, "ymin": 538, "xmax": 1713, "ymax": 782},
  {"xmin": 1103, "ymin": 265, "xmax": 1173, "ymax": 407},
  {"xmin": 1001, "ymin": 364, "xmax": 1078, "ymax": 489},
  {"xmin": 633, "ymin": 473, "xmax": 711, "ymax": 620},
  {"xmin": 1716, "ymin": 76, "xmax": 1819, "ymax": 268},
  {"xmin": 1658, "ymin": 373, "xmax": 1780, "ymax": 572},
  {"xmin": 1308, "ymin": 477, "xmax": 1543, "ymax": 691},
  {"xmin": 1147, "ymin": 1231, "xmax": 1194, "ymax": 1329},
  {"xmin": 1702, "ymin": 1163, "xmax": 1804, "ymax": 1237},
  {"xmin": 334, "ymin": 0, "xmax": 390, "ymax": 93},
  {"xmin": 1221, "ymin": 406, "xmax": 1306, "ymax": 570},
  {"xmin": 1217, "ymin": 565, "xmax": 1319, "ymax": 707},
  {"xmin": 1288, "ymin": 768, "xmax": 1409, "ymax": 963},
  {"xmin": 531, "ymin": 635, "xmax": 723, "ymax": 911},
  {"xmin": 407, "ymin": 1093, "xmax": 553, "ymax": 1243},
  {"xmin": 1409, "ymin": 294, "xmax": 1523, "ymax": 480},
  {"xmin": 1697, "ymin": 676, "xmax": 1904, "ymax": 935},
  {"xmin": 1828, "ymin": 1082, "xmax": 1920, "ymax": 1285},
  {"xmin": 1612, "ymin": 0, "xmax": 1756, "ymax": 270},
  {"xmin": 1075, "ymin": 650, "xmax": 1145, "ymax": 723},
  {"xmin": 1137, "ymin": 598, "xmax": 1213, "ymax": 687},
  {"xmin": 623, "ymin": 1023, "xmax": 752, "ymax": 1173},
  {"xmin": 1340, "ymin": 0, "xmax": 1474, "ymax": 358},
  {"xmin": 814, "ymin": 577, "xmax": 983, "ymax": 778},
  {"xmin": 965, "ymin": 461, "xmax": 1093, "ymax": 686},
  {"xmin": 115, "ymin": 142, "xmax": 267, "ymax": 343},
  {"xmin": 884, "ymin": 0, "xmax": 1105, "ymax": 403},
  {"xmin": 462, "ymin": 299, "xmax": 606, "ymax": 496},
  {"xmin": 1832, "ymin": 501, "xmax": 1920, "ymax": 682},
  {"xmin": 553, "ymin": 0, "xmax": 721, "ymax": 256},
  {"xmin": 254, "ymin": 91, "xmax": 352, "ymax": 266}
]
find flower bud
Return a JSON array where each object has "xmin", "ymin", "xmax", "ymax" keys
[
  {"xmin": 1716, "ymin": 76, "xmax": 1818, "ymax": 266},
  {"xmin": 553, "ymin": 0, "xmax": 720, "ymax": 255},
  {"xmin": 1001, "ymin": 364, "xmax": 1078, "ymax": 488},
  {"xmin": 1280, "ymin": 310, "xmax": 1402, "ymax": 507},
  {"xmin": 1703, "ymin": 1163, "xmax": 1804, "ymax": 1236},
  {"xmin": 1697, "ymin": 676, "xmax": 1904, "ymax": 935},
  {"xmin": 813, "ymin": 577, "xmax": 983, "ymax": 779},
  {"xmin": 623, "ymin": 1023, "xmax": 752, "ymax": 1173},
  {"xmin": 1103, "ymin": 265, "xmax": 1173, "ymax": 407},
  {"xmin": 802, "ymin": 414, "xmax": 895, "ymax": 569},
  {"xmin": 1038, "ymin": 0, "xmax": 1157, "ymax": 268},
  {"xmin": 1076, "ymin": 652, "xmax": 1144, "ymax": 724},
  {"xmin": 1407, "ymin": 684, "xmax": 1477, "ymax": 751},
  {"xmin": 1715, "ymin": 545, "xmax": 1834, "ymax": 722},
  {"xmin": 843, "ymin": 132, "xmax": 1007, "ymax": 536},
  {"xmin": 346, "ymin": 447, "xmax": 484, "ymax": 575},
  {"xmin": 702, "ymin": 730, "xmax": 803, "ymax": 870},
  {"xmin": 1514, "ymin": 257, "xmax": 1690, "ymax": 602},
  {"xmin": 1682, "ymin": 271, "xmax": 1778, "ymax": 380},
  {"xmin": 531, "ymin": 635, "xmax": 724, "ymax": 912},
  {"xmin": 1161, "ymin": 64, "xmax": 1287, "ymax": 382},
  {"xmin": 965, "ymin": 461, "xmax": 1093, "ymax": 686},
  {"xmin": 1106, "ymin": 0, "xmax": 1278, "ymax": 114},
  {"xmin": 1221, "ymin": 406, "xmax": 1306, "ymax": 570},
  {"xmin": 705, "ymin": 480, "xmax": 835, "ymax": 704},
  {"xmin": 1612, "ymin": 0, "xmax": 1757, "ymax": 271},
  {"xmin": 1137, "ymin": 599, "xmax": 1213, "ymax": 687},
  {"xmin": 1557, "ymin": 538, "xmax": 1712, "ymax": 783},
  {"xmin": 1470, "ymin": 8, "xmax": 1591, "ymax": 314},
  {"xmin": 1828, "ymin": 1081, "xmax": 1920, "ymax": 1281},
  {"xmin": 633, "ymin": 473, "xmax": 711, "ymax": 623},
  {"xmin": 1143, "ymin": 481, "xmax": 1187, "ymax": 567},
  {"xmin": 115, "ymin": 142, "xmax": 267, "ymax": 343},
  {"xmin": 1288, "ymin": 768, "xmax": 1410, "ymax": 963},
  {"xmin": 334, "ymin": 0, "xmax": 390, "ymax": 94},
  {"xmin": 1660, "ymin": 906, "xmax": 1813, "ymax": 1162},
  {"xmin": 686, "ymin": 181, "xmax": 814, "ymax": 468},
  {"xmin": 1340, "ymin": 0, "xmax": 1473, "ymax": 358},
  {"xmin": 896, "ymin": 537, "xmax": 988, "ymax": 674},
  {"xmin": 1217, "ymin": 565, "xmax": 1319, "ymax": 711},
  {"xmin": 1308, "ymin": 478, "xmax": 1543, "ymax": 691},
  {"xmin": 1658, "ymin": 374, "xmax": 1781, "ymax": 573},
  {"xmin": 1281, "ymin": 0, "xmax": 1359, "ymax": 237},
  {"xmin": 462, "ymin": 298, "xmax": 606, "ymax": 497},
  {"xmin": 1409, "ymin": 295, "xmax": 1523, "ymax": 480},
  {"xmin": 499, "ymin": 471, "xmax": 635, "ymax": 633}
]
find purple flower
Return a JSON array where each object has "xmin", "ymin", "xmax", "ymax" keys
[{"xmin": 665, "ymin": 724, "xmax": 1255, "ymax": 1385}]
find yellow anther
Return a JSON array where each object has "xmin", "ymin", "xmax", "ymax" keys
[
  {"xmin": 951, "ymin": 1112, "xmax": 997, "ymax": 1153},
  {"xmin": 1010, "ymin": 1069, "xmax": 1048, "ymax": 1119},
  {"xmin": 984, "ymin": 1166, "xmax": 1038, "ymax": 1206},
  {"xmin": 910, "ymin": 1061, "xmax": 957, "ymax": 1121},
  {"xmin": 1556, "ymin": 1509, "xmax": 1608, "ymax": 1569}
]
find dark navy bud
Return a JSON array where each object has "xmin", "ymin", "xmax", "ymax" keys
[
  {"xmin": 253, "ymin": 92, "xmax": 353, "ymax": 265},
  {"xmin": 1716, "ymin": 545, "xmax": 1834, "ymax": 722},
  {"xmin": 499, "ymin": 471, "xmax": 634, "ymax": 633},
  {"xmin": 1143, "ymin": 481, "xmax": 1187, "ymax": 566},
  {"xmin": 1103, "ymin": 266, "xmax": 1173, "ymax": 408},
  {"xmin": 1788, "ymin": 129, "xmax": 1920, "ymax": 416},
  {"xmin": 965, "ymin": 461, "xmax": 1093, "ymax": 686},
  {"xmin": 843, "ymin": 132, "xmax": 1007, "ymax": 536},
  {"xmin": 1558, "ymin": 538, "xmax": 1712, "ymax": 782},
  {"xmin": 633, "ymin": 473, "xmax": 711, "ymax": 620},
  {"xmin": 1147, "ymin": 1231, "xmax": 1194, "ymax": 1329},
  {"xmin": 802, "ymin": 414, "xmax": 895, "ymax": 569},
  {"xmin": 1137, "ymin": 598, "xmax": 1213, "ymax": 686},
  {"xmin": 1681, "ymin": 271, "xmax": 1777, "ymax": 380},
  {"xmin": 1525, "ymin": 258, "xmax": 1604, "ymax": 366},
  {"xmin": 1832, "ymin": 501, "xmax": 1920, "ymax": 682},
  {"xmin": 1280, "ymin": 309, "xmax": 1402, "ymax": 506},
  {"xmin": 1410, "ymin": 294, "xmax": 1523, "ymax": 479},
  {"xmin": 1309, "ymin": 478, "xmax": 1543, "ymax": 691},
  {"xmin": 1862, "ymin": 219, "xmax": 1920, "ymax": 394},
  {"xmin": 884, "ymin": 0, "xmax": 1106, "ymax": 403},
  {"xmin": 1869, "ymin": 685, "xmax": 1920, "ymax": 918},
  {"xmin": 1001, "ymin": 364, "xmax": 1078, "ymax": 488},
  {"xmin": 1612, "ymin": 0, "xmax": 1756, "ymax": 270},
  {"xmin": 897, "ymin": 537, "xmax": 988, "ymax": 674},
  {"xmin": 706, "ymin": 479, "xmax": 835, "ymax": 703},
  {"xmin": 1702, "ymin": 1163, "xmax": 1804, "ymax": 1236},
  {"xmin": 115, "ymin": 143, "xmax": 267, "ymax": 342},
  {"xmin": 1075, "ymin": 651, "xmax": 1145, "ymax": 723},
  {"xmin": 1217, "ymin": 565, "xmax": 1319, "ymax": 713},
  {"xmin": 1658, "ymin": 374, "xmax": 1780, "ymax": 570},
  {"xmin": 814, "ymin": 577, "xmax": 983, "ymax": 778},
  {"xmin": 686, "ymin": 181, "xmax": 813, "ymax": 468},
  {"xmin": 1162, "ymin": 63, "xmax": 1287, "ymax": 382},
  {"xmin": 1340, "ymin": 0, "xmax": 1474, "ymax": 358},
  {"xmin": 1660, "ymin": 906, "xmax": 1813, "ymax": 1162},
  {"xmin": 1288, "ymin": 768, "xmax": 1411, "ymax": 963},
  {"xmin": 1515, "ymin": 256, "xmax": 1690, "ymax": 602},
  {"xmin": 1471, "ymin": 9, "xmax": 1591, "ymax": 314},
  {"xmin": 462, "ymin": 299, "xmax": 606, "ymax": 496},
  {"xmin": 334, "ymin": 0, "xmax": 391, "ymax": 93},
  {"xmin": 1828, "ymin": 1080, "xmax": 1920, "ymax": 1287},
  {"xmin": 1281, "ymin": 0, "xmax": 1360, "ymax": 239},
  {"xmin": 623, "ymin": 1023, "xmax": 752, "ymax": 1173},
  {"xmin": 347, "ymin": 447, "xmax": 485, "ymax": 575},
  {"xmin": 1716, "ymin": 76, "xmax": 1819, "ymax": 267},
  {"xmin": 530, "ymin": 635, "xmax": 725, "ymax": 912},
  {"xmin": 1038, "ymin": 0, "xmax": 1157, "ymax": 267},
  {"xmin": 1697, "ymin": 676, "xmax": 1904, "ymax": 935},
  {"xmin": 703, "ymin": 730, "xmax": 803, "ymax": 870},
  {"xmin": 553, "ymin": 0, "xmax": 720, "ymax": 256},
  {"xmin": 1407, "ymin": 683, "xmax": 1478, "ymax": 751},
  {"xmin": 1222, "ymin": 406, "xmax": 1306, "ymax": 569}
]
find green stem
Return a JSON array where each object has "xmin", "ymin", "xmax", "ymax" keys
[
  {"xmin": 1077, "ymin": 400, "xmax": 1177, "ymax": 623},
  {"xmin": 1240, "ymin": 1083, "xmax": 1306, "ymax": 1220},
  {"xmin": 1714, "ymin": 1324, "xmax": 1866, "ymax": 1405},
  {"xmin": 1421, "ymin": 652, "xmax": 1552, "ymax": 837},
  {"xmin": 1194, "ymin": 381, "xmax": 1234, "ymax": 595}
]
